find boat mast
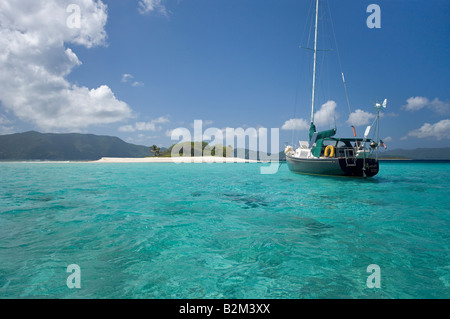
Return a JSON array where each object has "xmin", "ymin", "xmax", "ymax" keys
[{"xmin": 310, "ymin": 0, "xmax": 319, "ymax": 124}]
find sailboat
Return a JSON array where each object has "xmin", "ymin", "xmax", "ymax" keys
[{"xmin": 285, "ymin": 0, "xmax": 384, "ymax": 178}]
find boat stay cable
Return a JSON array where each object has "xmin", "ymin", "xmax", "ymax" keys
[{"xmin": 326, "ymin": 0, "xmax": 354, "ymax": 131}]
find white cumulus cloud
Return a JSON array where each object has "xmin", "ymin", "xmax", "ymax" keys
[
  {"xmin": 402, "ymin": 96, "xmax": 429, "ymax": 112},
  {"xmin": 402, "ymin": 96, "xmax": 450, "ymax": 115},
  {"xmin": 0, "ymin": 0, "xmax": 132, "ymax": 131},
  {"xmin": 281, "ymin": 100, "xmax": 338, "ymax": 131},
  {"xmin": 314, "ymin": 100, "xmax": 338, "ymax": 127},
  {"xmin": 347, "ymin": 109, "xmax": 376, "ymax": 126},
  {"xmin": 408, "ymin": 119, "xmax": 450, "ymax": 140},
  {"xmin": 281, "ymin": 118, "xmax": 309, "ymax": 131}
]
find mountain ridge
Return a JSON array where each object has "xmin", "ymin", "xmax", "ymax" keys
[
  {"xmin": 0, "ymin": 131, "xmax": 151, "ymax": 160},
  {"xmin": 1, "ymin": 131, "xmax": 449, "ymax": 161}
]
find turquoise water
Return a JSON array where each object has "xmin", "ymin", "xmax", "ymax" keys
[{"xmin": 0, "ymin": 161, "xmax": 449, "ymax": 299}]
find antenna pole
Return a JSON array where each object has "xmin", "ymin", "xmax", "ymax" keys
[{"xmin": 376, "ymin": 107, "xmax": 380, "ymax": 161}]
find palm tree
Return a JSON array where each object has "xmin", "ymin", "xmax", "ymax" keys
[{"xmin": 150, "ymin": 144, "xmax": 160, "ymax": 156}]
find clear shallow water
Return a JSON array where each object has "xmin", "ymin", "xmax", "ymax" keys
[{"xmin": 0, "ymin": 161, "xmax": 449, "ymax": 299}]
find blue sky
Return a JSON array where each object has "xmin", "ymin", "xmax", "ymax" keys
[{"xmin": 0, "ymin": 0, "xmax": 448, "ymax": 150}]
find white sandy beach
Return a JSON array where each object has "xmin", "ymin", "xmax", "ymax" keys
[{"xmin": 92, "ymin": 156, "xmax": 261, "ymax": 163}]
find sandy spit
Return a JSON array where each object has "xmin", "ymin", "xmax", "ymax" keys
[{"xmin": 91, "ymin": 156, "xmax": 261, "ymax": 163}]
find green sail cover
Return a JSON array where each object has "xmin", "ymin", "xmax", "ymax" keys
[
  {"xmin": 311, "ymin": 128, "xmax": 337, "ymax": 157},
  {"xmin": 309, "ymin": 123, "xmax": 317, "ymax": 141}
]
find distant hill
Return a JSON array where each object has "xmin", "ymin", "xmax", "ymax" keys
[
  {"xmin": 0, "ymin": 131, "xmax": 152, "ymax": 160},
  {"xmin": 379, "ymin": 148, "xmax": 450, "ymax": 160}
]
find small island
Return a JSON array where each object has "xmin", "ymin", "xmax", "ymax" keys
[{"xmin": 94, "ymin": 142, "xmax": 258, "ymax": 163}]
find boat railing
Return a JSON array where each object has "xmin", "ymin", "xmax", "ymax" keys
[{"xmin": 344, "ymin": 148, "xmax": 356, "ymax": 166}]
